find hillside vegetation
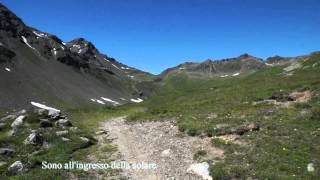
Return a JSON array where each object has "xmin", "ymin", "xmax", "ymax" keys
[{"xmin": 123, "ymin": 53, "xmax": 320, "ymax": 179}]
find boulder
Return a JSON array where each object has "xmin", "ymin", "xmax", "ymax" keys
[
  {"xmin": 39, "ymin": 119, "xmax": 53, "ymax": 128},
  {"xmin": 77, "ymin": 137, "xmax": 97, "ymax": 149},
  {"xmin": 8, "ymin": 161, "xmax": 24, "ymax": 175},
  {"xmin": 11, "ymin": 115, "xmax": 26, "ymax": 128},
  {"xmin": 24, "ymin": 131, "xmax": 43, "ymax": 145},
  {"xmin": 0, "ymin": 148, "xmax": 15, "ymax": 155},
  {"xmin": 55, "ymin": 119, "xmax": 72, "ymax": 128},
  {"xmin": 187, "ymin": 162, "xmax": 212, "ymax": 180}
]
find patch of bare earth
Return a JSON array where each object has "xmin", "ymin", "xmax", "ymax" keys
[{"xmin": 97, "ymin": 117, "xmax": 224, "ymax": 180}]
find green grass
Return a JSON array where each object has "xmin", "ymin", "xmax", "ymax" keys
[
  {"xmin": 125, "ymin": 54, "xmax": 320, "ymax": 179},
  {"xmin": 2, "ymin": 54, "xmax": 320, "ymax": 179}
]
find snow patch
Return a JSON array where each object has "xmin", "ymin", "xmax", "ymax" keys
[
  {"xmin": 101, "ymin": 97, "xmax": 119, "ymax": 105},
  {"xmin": 62, "ymin": 42, "xmax": 66, "ymax": 45},
  {"xmin": 130, "ymin": 98, "xmax": 143, "ymax": 103},
  {"xmin": 104, "ymin": 58, "xmax": 110, "ymax": 62},
  {"xmin": 232, "ymin": 72, "xmax": 240, "ymax": 76},
  {"xmin": 21, "ymin": 36, "xmax": 34, "ymax": 49},
  {"xmin": 90, "ymin": 99, "xmax": 105, "ymax": 105},
  {"xmin": 128, "ymin": 75, "xmax": 134, "ymax": 79},
  {"xmin": 31, "ymin": 102, "xmax": 60, "ymax": 115},
  {"xmin": 179, "ymin": 67, "xmax": 185, "ymax": 70},
  {"xmin": 33, "ymin": 31, "xmax": 47, "ymax": 38},
  {"xmin": 112, "ymin": 64, "xmax": 120, "ymax": 70},
  {"xmin": 120, "ymin": 98, "xmax": 126, "ymax": 101},
  {"xmin": 187, "ymin": 162, "xmax": 212, "ymax": 180},
  {"xmin": 96, "ymin": 99, "xmax": 105, "ymax": 105},
  {"xmin": 0, "ymin": 42, "xmax": 3, "ymax": 46},
  {"xmin": 21, "ymin": 36, "xmax": 40, "ymax": 55},
  {"xmin": 5, "ymin": 68, "xmax": 11, "ymax": 72},
  {"xmin": 220, "ymin": 75, "xmax": 228, "ymax": 77},
  {"xmin": 52, "ymin": 48, "xmax": 57, "ymax": 56},
  {"xmin": 121, "ymin": 66, "xmax": 130, "ymax": 70}
]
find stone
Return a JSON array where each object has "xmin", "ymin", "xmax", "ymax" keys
[
  {"xmin": 61, "ymin": 137, "xmax": 71, "ymax": 142},
  {"xmin": 55, "ymin": 119, "xmax": 72, "ymax": 128},
  {"xmin": 161, "ymin": 149, "xmax": 171, "ymax": 157},
  {"xmin": 0, "ymin": 148, "xmax": 14, "ymax": 155},
  {"xmin": 8, "ymin": 161, "xmax": 24, "ymax": 175},
  {"xmin": 56, "ymin": 130, "xmax": 68, "ymax": 136},
  {"xmin": 24, "ymin": 131, "xmax": 43, "ymax": 145},
  {"xmin": 39, "ymin": 119, "xmax": 53, "ymax": 128},
  {"xmin": 69, "ymin": 126, "xmax": 79, "ymax": 132},
  {"xmin": 307, "ymin": 163, "xmax": 314, "ymax": 172},
  {"xmin": 187, "ymin": 162, "xmax": 212, "ymax": 180},
  {"xmin": 80, "ymin": 137, "xmax": 90, "ymax": 143},
  {"xmin": 11, "ymin": 115, "xmax": 26, "ymax": 128},
  {"xmin": 16, "ymin": 109, "xmax": 27, "ymax": 115},
  {"xmin": 96, "ymin": 129, "xmax": 108, "ymax": 135}
]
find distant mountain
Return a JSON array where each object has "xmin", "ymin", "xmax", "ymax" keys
[
  {"xmin": 0, "ymin": 3, "xmax": 153, "ymax": 110},
  {"xmin": 159, "ymin": 53, "xmax": 266, "ymax": 79},
  {"xmin": 158, "ymin": 52, "xmax": 316, "ymax": 79}
]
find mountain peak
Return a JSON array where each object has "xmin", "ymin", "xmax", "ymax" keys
[
  {"xmin": 0, "ymin": 3, "xmax": 28, "ymax": 37},
  {"xmin": 239, "ymin": 53, "xmax": 254, "ymax": 59}
]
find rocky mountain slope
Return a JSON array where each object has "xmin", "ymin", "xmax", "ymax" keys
[
  {"xmin": 0, "ymin": 3, "xmax": 153, "ymax": 111},
  {"xmin": 159, "ymin": 53, "xmax": 307, "ymax": 79}
]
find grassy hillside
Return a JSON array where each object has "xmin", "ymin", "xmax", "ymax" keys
[{"xmin": 125, "ymin": 54, "xmax": 320, "ymax": 179}]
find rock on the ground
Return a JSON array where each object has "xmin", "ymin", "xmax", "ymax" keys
[
  {"xmin": 11, "ymin": 115, "xmax": 26, "ymax": 128},
  {"xmin": 8, "ymin": 161, "xmax": 24, "ymax": 175},
  {"xmin": 24, "ymin": 131, "xmax": 43, "ymax": 145},
  {"xmin": 187, "ymin": 162, "xmax": 212, "ymax": 180},
  {"xmin": 55, "ymin": 119, "xmax": 72, "ymax": 128},
  {"xmin": 56, "ymin": 130, "xmax": 68, "ymax": 136},
  {"xmin": 69, "ymin": 126, "xmax": 79, "ymax": 132},
  {"xmin": 161, "ymin": 149, "xmax": 171, "ymax": 157},
  {"xmin": 307, "ymin": 163, "xmax": 315, "ymax": 172},
  {"xmin": 62, "ymin": 137, "xmax": 71, "ymax": 142},
  {"xmin": 0, "ymin": 148, "xmax": 15, "ymax": 155}
]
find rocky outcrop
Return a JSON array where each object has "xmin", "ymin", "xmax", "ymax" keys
[
  {"xmin": 24, "ymin": 130, "xmax": 43, "ymax": 145},
  {"xmin": 7, "ymin": 161, "xmax": 24, "ymax": 175}
]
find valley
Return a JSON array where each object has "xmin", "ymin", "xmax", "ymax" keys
[{"xmin": 0, "ymin": 2, "xmax": 320, "ymax": 180}]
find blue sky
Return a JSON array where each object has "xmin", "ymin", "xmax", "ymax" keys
[{"xmin": 2, "ymin": 0, "xmax": 320, "ymax": 74}]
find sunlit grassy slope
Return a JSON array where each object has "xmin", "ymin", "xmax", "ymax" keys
[{"xmin": 125, "ymin": 54, "xmax": 320, "ymax": 179}]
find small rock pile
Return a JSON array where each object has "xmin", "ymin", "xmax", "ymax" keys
[{"xmin": 0, "ymin": 106, "xmax": 83, "ymax": 176}]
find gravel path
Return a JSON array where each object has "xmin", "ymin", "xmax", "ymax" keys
[{"xmin": 98, "ymin": 117, "xmax": 224, "ymax": 180}]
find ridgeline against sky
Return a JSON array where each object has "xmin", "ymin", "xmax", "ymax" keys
[{"xmin": 2, "ymin": 0, "xmax": 320, "ymax": 74}]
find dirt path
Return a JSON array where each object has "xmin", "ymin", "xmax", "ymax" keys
[{"xmin": 97, "ymin": 117, "xmax": 224, "ymax": 180}]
